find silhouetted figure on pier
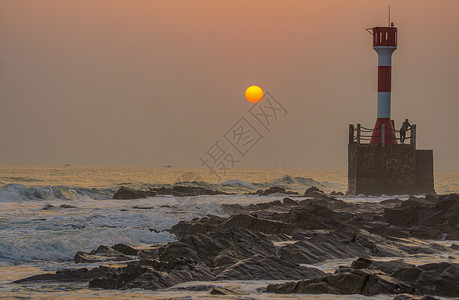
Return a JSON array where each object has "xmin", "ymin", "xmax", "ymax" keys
[{"xmin": 399, "ymin": 119, "xmax": 412, "ymax": 144}]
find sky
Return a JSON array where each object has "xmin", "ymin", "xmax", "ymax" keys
[{"xmin": 1, "ymin": 0, "xmax": 458, "ymax": 170}]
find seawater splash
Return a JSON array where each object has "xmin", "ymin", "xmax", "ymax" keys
[
  {"xmin": 0, "ymin": 175, "xmax": 347, "ymax": 202},
  {"xmin": 0, "ymin": 184, "xmax": 115, "ymax": 202}
]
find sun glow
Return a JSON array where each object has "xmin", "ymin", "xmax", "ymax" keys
[{"xmin": 245, "ymin": 86, "xmax": 263, "ymax": 103}]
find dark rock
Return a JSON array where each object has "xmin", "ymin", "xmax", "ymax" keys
[
  {"xmin": 60, "ymin": 204, "xmax": 77, "ymax": 208},
  {"xmin": 170, "ymin": 185, "xmax": 228, "ymax": 196},
  {"xmin": 210, "ymin": 287, "xmax": 242, "ymax": 295},
  {"xmin": 132, "ymin": 206, "xmax": 154, "ymax": 209},
  {"xmin": 171, "ymin": 215, "xmax": 226, "ymax": 238},
  {"xmin": 112, "ymin": 243, "xmax": 138, "ymax": 256},
  {"xmin": 380, "ymin": 198, "xmax": 403, "ymax": 206},
  {"xmin": 436, "ymin": 193, "xmax": 459, "ymax": 210},
  {"xmin": 350, "ymin": 257, "xmax": 373, "ymax": 269},
  {"xmin": 74, "ymin": 245, "xmax": 131, "ymax": 263},
  {"xmin": 330, "ymin": 191, "xmax": 344, "ymax": 196},
  {"xmin": 392, "ymin": 262, "xmax": 459, "ymax": 297},
  {"xmin": 381, "ymin": 193, "xmax": 459, "ymax": 240},
  {"xmin": 221, "ymin": 214, "xmax": 295, "ymax": 235},
  {"xmin": 350, "ymin": 258, "xmax": 415, "ymax": 275},
  {"xmin": 304, "ymin": 186, "xmax": 330, "ymax": 198},
  {"xmin": 280, "ymin": 228, "xmax": 379, "ymax": 264},
  {"xmin": 148, "ymin": 185, "xmax": 230, "ymax": 197},
  {"xmin": 393, "ymin": 294, "xmax": 439, "ymax": 300},
  {"xmin": 280, "ymin": 228, "xmax": 447, "ymax": 265},
  {"xmin": 216, "ymin": 254, "xmax": 325, "ymax": 280},
  {"xmin": 285, "ymin": 204, "xmax": 353, "ymax": 230},
  {"xmin": 213, "ymin": 250, "xmax": 238, "ymax": 267},
  {"xmin": 14, "ymin": 266, "xmax": 117, "ymax": 283},
  {"xmin": 253, "ymin": 186, "xmax": 298, "ymax": 196},
  {"xmin": 282, "ymin": 197, "xmax": 298, "ymax": 205},
  {"xmin": 122, "ymin": 259, "xmax": 214, "ymax": 290},
  {"xmin": 89, "ymin": 278, "xmax": 118, "ymax": 289},
  {"xmin": 267, "ymin": 268, "xmax": 414, "ymax": 295},
  {"xmin": 159, "ymin": 227, "xmax": 276, "ymax": 267},
  {"xmin": 113, "ymin": 187, "xmax": 156, "ymax": 200}
]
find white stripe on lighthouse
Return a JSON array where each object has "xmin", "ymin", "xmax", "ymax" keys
[
  {"xmin": 377, "ymin": 92, "xmax": 391, "ymax": 118},
  {"xmin": 374, "ymin": 46, "xmax": 396, "ymax": 66}
]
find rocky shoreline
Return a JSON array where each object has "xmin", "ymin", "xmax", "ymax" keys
[{"xmin": 14, "ymin": 188, "xmax": 459, "ymax": 298}]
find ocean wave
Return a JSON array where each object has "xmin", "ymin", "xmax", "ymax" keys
[
  {"xmin": 0, "ymin": 227, "xmax": 174, "ymax": 262},
  {"xmin": 0, "ymin": 184, "xmax": 115, "ymax": 202},
  {"xmin": 220, "ymin": 179, "xmax": 256, "ymax": 190},
  {"xmin": 0, "ymin": 174, "xmax": 347, "ymax": 202}
]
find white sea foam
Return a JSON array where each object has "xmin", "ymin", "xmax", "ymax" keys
[{"xmin": 0, "ymin": 184, "xmax": 114, "ymax": 202}]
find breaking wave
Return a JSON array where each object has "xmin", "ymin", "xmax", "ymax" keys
[
  {"xmin": 0, "ymin": 184, "xmax": 115, "ymax": 202},
  {"xmin": 0, "ymin": 175, "xmax": 346, "ymax": 202}
]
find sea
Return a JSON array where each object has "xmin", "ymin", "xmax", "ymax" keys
[{"xmin": 0, "ymin": 166, "xmax": 458, "ymax": 299}]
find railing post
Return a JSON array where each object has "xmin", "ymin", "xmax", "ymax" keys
[
  {"xmin": 381, "ymin": 124, "xmax": 385, "ymax": 147},
  {"xmin": 349, "ymin": 124, "xmax": 354, "ymax": 144},
  {"xmin": 411, "ymin": 124, "xmax": 416, "ymax": 149},
  {"xmin": 357, "ymin": 124, "xmax": 361, "ymax": 144}
]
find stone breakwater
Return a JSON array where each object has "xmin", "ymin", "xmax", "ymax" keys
[{"xmin": 14, "ymin": 189, "xmax": 459, "ymax": 298}]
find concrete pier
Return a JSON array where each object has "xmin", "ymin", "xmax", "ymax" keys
[{"xmin": 347, "ymin": 126, "xmax": 434, "ymax": 195}]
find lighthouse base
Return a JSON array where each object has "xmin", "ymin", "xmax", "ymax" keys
[
  {"xmin": 370, "ymin": 118, "xmax": 397, "ymax": 144},
  {"xmin": 348, "ymin": 143, "xmax": 434, "ymax": 195}
]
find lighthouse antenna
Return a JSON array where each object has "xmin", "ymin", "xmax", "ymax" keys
[{"xmin": 389, "ymin": 5, "xmax": 390, "ymax": 26}]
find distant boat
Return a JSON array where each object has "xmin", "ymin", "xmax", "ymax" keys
[{"xmin": 163, "ymin": 165, "xmax": 172, "ymax": 168}]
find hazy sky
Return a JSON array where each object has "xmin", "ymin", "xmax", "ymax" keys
[{"xmin": 1, "ymin": 0, "xmax": 458, "ymax": 170}]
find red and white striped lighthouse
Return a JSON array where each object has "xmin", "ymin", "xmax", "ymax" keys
[{"xmin": 368, "ymin": 24, "xmax": 398, "ymax": 144}]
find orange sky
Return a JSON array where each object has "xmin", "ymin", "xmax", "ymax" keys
[{"xmin": 1, "ymin": 0, "xmax": 458, "ymax": 170}]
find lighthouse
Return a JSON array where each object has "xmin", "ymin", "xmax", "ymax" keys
[
  {"xmin": 347, "ymin": 20, "xmax": 435, "ymax": 195},
  {"xmin": 368, "ymin": 24, "xmax": 397, "ymax": 144}
]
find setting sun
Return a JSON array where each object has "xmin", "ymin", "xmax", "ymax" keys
[{"xmin": 245, "ymin": 85, "xmax": 263, "ymax": 103}]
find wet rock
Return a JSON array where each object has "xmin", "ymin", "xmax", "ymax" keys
[
  {"xmin": 392, "ymin": 262, "xmax": 459, "ymax": 297},
  {"xmin": 351, "ymin": 257, "xmax": 415, "ymax": 275},
  {"xmin": 280, "ymin": 228, "xmax": 379, "ymax": 264},
  {"xmin": 171, "ymin": 215, "xmax": 226, "ymax": 238},
  {"xmin": 221, "ymin": 214, "xmax": 295, "ymax": 235},
  {"xmin": 383, "ymin": 193, "xmax": 459, "ymax": 239},
  {"xmin": 132, "ymin": 206, "xmax": 154, "ymax": 209},
  {"xmin": 253, "ymin": 186, "xmax": 298, "ymax": 196},
  {"xmin": 216, "ymin": 254, "xmax": 325, "ymax": 280},
  {"xmin": 282, "ymin": 197, "xmax": 298, "ymax": 205},
  {"xmin": 266, "ymin": 269, "xmax": 414, "ymax": 295},
  {"xmin": 330, "ymin": 191, "xmax": 344, "ymax": 196},
  {"xmin": 43, "ymin": 204, "xmax": 54, "ymax": 210},
  {"xmin": 74, "ymin": 245, "xmax": 132, "ymax": 263},
  {"xmin": 89, "ymin": 277, "xmax": 118, "ymax": 289},
  {"xmin": 393, "ymin": 294, "xmax": 439, "ymax": 300},
  {"xmin": 280, "ymin": 228, "xmax": 447, "ymax": 265},
  {"xmin": 213, "ymin": 249, "xmax": 238, "ymax": 268},
  {"xmin": 171, "ymin": 185, "xmax": 229, "ymax": 196},
  {"xmin": 144, "ymin": 185, "xmax": 231, "ymax": 197},
  {"xmin": 113, "ymin": 187, "xmax": 156, "ymax": 199},
  {"xmin": 14, "ymin": 266, "xmax": 117, "ymax": 283},
  {"xmin": 304, "ymin": 186, "xmax": 330, "ymax": 198},
  {"xmin": 159, "ymin": 227, "xmax": 276, "ymax": 267},
  {"xmin": 112, "ymin": 243, "xmax": 138, "ymax": 256},
  {"xmin": 15, "ymin": 193, "xmax": 459, "ymax": 297},
  {"xmin": 122, "ymin": 259, "xmax": 214, "ymax": 290},
  {"xmin": 380, "ymin": 198, "xmax": 403, "ymax": 206},
  {"xmin": 285, "ymin": 204, "xmax": 353, "ymax": 230},
  {"xmin": 210, "ymin": 287, "xmax": 242, "ymax": 295}
]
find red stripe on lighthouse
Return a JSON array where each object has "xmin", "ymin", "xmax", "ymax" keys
[{"xmin": 378, "ymin": 66, "xmax": 391, "ymax": 92}]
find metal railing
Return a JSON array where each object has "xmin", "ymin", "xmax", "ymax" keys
[{"xmin": 349, "ymin": 123, "xmax": 416, "ymax": 148}]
